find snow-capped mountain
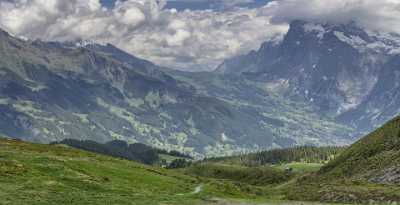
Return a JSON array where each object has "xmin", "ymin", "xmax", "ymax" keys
[{"xmin": 217, "ymin": 20, "xmax": 400, "ymax": 135}]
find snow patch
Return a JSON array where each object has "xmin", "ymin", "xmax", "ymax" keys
[
  {"xmin": 265, "ymin": 79, "xmax": 289, "ymax": 94},
  {"xmin": 334, "ymin": 29, "xmax": 400, "ymax": 55},
  {"xmin": 337, "ymin": 69, "xmax": 378, "ymax": 114},
  {"xmin": 334, "ymin": 31, "xmax": 367, "ymax": 51},
  {"xmin": 221, "ymin": 132, "xmax": 234, "ymax": 143},
  {"xmin": 303, "ymin": 23, "xmax": 326, "ymax": 40},
  {"xmin": 75, "ymin": 40, "xmax": 97, "ymax": 47}
]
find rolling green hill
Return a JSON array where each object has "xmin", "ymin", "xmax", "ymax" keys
[
  {"xmin": 320, "ymin": 117, "xmax": 400, "ymax": 180},
  {"xmin": 0, "ymin": 137, "xmax": 355, "ymax": 205},
  {"xmin": 1, "ymin": 137, "xmax": 277, "ymax": 205},
  {"xmin": 0, "ymin": 138, "xmax": 199, "ymax": 205},
  {"xmin": 184, "ymin": 163, "xmax": 292, "ymax": 186},
  {"xmin": 285, "ymin": 116, "xmax": 400, "ymax": 204}
]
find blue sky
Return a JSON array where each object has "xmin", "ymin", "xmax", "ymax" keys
[
  {"xmin": 100, "ymin": 0, "xmax": 116, "ymax": 8},
  {"xmin": 100, "ymin": 0, "xmax": 270, "ymax": 11}
]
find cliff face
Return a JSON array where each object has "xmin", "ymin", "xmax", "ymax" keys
[{"xmin": 218, "ymin": 20, "xmax": 400, "ymax": 135}]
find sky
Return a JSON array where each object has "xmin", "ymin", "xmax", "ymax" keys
[{"xmin": 1, "ymin": 0, "xmax": 400, "ymax": 71}]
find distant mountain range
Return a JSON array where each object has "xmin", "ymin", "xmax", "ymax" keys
[
  {"xmin": 218, "ymin": 20, "xmax": 400, "ymax": 136},
  {"xmin": 0, "ymin": 28, "xmax": 271, "ymax": 157},
  {"xmin": 1, "ymin": 19, "xmax": 399, "ymax": 157}
]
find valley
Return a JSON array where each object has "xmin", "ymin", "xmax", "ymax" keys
[
  {"xmin": 1, "ymin": 1, "xmax": 400, "ymax": 204},
  {"xmin": 2, "ymin": 17, "xmax": 400, "ymax": 157},
  {"xmin": 0, "ymin": 22, "xmax": 360, "ymax": 157},
  {"xmin": 1, "ymin": 115, "xmax": 399, "ymax": 204}
]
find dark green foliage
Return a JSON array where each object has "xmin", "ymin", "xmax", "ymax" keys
[
  {"xmin": 185, "ymin": 163, "xmax": 292, "ymax": 186},
  {"xmin": 206, "ymin": 146, "xmax": 345, "ymax": 167},
  {"xmin": 167, "ymin": 159, "xmax": 192, "ymax": 169},
  {"xmin": 158, "ymin": 150, "xmax": 193, "ymax": 159},
  {"xmin": 52, "ymin": 139, "xmax": 190, "ymax": 165}
]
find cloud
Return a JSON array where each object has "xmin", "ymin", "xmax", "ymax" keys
[
  {"xmin": 0, "ymin": 0, "xmax": 287, "ymax": 71},
  {"xmin": 164, "ymin": 0, "xmax": 259, "ymax": 11},
  {"xmin": 263, "ymin": 0, "xmax": 400, "ymax": 34},
  {"xmin": 2, "ymin": 0, "xmax": 399, "ymax": 71}
]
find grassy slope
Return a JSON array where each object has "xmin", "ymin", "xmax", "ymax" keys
[
  {"xmin": 4, "ymin": 115, "xmax": 400, "ymax": 205},
  {"xmin": 274, "ymin": 163, "xmax": 323, "ymax": 173},
  {"xmin": 0, "ymin": 138, "xmax": 202, "ymax": 205},
  {"xmin": 320, "ymin": 117, "xmax": 400, "ymax": 178},
  {"xmin": 285, "ymin": 116, "xmax": 400, "ymax": 203},
  {"xmin": 184, "ymin": 163, "xmax": 292, "ymax": 186},
  {"xmin": 0, "ymin": 138, "xmax": 349, "ymax": 205}
]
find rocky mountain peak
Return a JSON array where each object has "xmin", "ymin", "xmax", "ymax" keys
[
  {"xmin": 216, "ymin": 20, "xmax": 400, "ymax": 136},
  {"xmin": 0, "ymin": 28, "xmax": 9, "ymax": 37}
]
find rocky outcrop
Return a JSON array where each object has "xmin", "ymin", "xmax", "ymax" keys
[{"xmin": 370, "ymin": 167, "xmax": 400, "ymax": 185}]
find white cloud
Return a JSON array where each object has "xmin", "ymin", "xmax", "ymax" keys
[
  {"xmin": 0, "ymin": 0, "xmax": 287, "ymax": 71},
  {"xmin": 2, "ymin": 0, "xmax": 399, "ymax": 71},
  {"xmin": 263, "ymin": 0, "xmax": 400, "ymax": 34}
]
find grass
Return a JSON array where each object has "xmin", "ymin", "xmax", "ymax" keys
[
  {"xmin": 320, "ymin": 117, "xmax": 400, "ymax": 178},
  {"xmin": 283, "ymin": 116, "xmax": 400, "ymax": 204},
  {"xmin": 274, "ymin": 163, "xmax": 324, "ymax": 173},
  {"xmin": 184, "ymin": 163, "xmax": 293, "ymax": 186},
  {"xmin": 0, "ymin": 138, "xmax": 351, "ymax": 205},
  {"xmin": 197, "ymin": 198, "xmax": 353, "ymax": 205},
  {"xmin": 2, "ymin": 134, "xmax": 399, "ymax": 205},
  {"xmin": 284, "ymin": 176, "xmax": 400, "ymax": 204},
  {"xmin": 0, "ymin": 138, "xmax": 201, "ymax": 205}
]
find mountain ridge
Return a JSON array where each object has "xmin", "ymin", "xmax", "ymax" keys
[
  {"xmin": 217, "ymin": 20, "xmax": 400, "ymax": 137},
  {"xmin": 3, "ymin": 18, "xmax": 399, "ymax": 156},
  {"xmin": 3, "ymin": 27, "xmax": 343, "ymax": 157}
]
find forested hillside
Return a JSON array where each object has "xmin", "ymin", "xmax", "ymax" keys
[
  {"xmin": 52, "ymin": 139, "xmax": 192, "ymax": 166},
  {"xmin": 205, "ymin": 146, "xmax": 345, "ymax": 167}
]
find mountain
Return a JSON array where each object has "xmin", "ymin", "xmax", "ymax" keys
[
  {"xmin": 286, "ymin": 116, "xmax": 400, "ymax": 203},
  {"xmin": 4, "ymin": 18, "xmax": 398, "ymax": 157},
  {"xmin": 0, "ymin": 28, "xmax": 350, "ymax": 157},
  {"xmin": 0, "ymin": 29, "xmax": 254, "ymax": 157},
  {"xmin": 217, "ymin": 20, "xmax": 400, "ymax": 136}
]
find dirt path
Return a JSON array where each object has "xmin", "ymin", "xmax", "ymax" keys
[{"xmin": 192, "ymin": 185, "xmax": 203, "ymax": 194}]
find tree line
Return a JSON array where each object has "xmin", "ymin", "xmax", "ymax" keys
[
  {"xmin": 205, "ymin": 146, "xmax": 346, "ymax": 167},
  {"xmin": 51, "ymin": 139, "xmax": 192, "ymax": 165}
]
